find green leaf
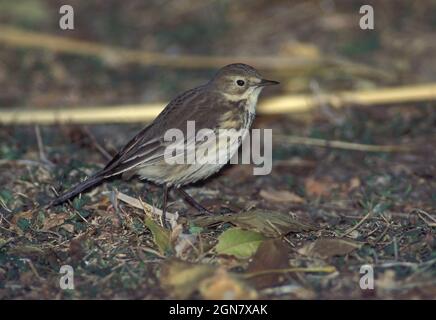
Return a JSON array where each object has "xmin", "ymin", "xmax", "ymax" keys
[
  {"xmin": 215, "ymin": 228, "xmax": 266, "ymax": 259},
  {"xmin": 72, "ymin": 196, "xmax": 89, "ymax": 210},
  {"xmin": 144, "ymin": 217, "xmax": 173, "ymax": 255},
  {"xmin": 0, "ymin": 189, "xmax": 13, "ymax": 205},
  {"xmin": 17, "ymin": 218, "xmax": 31, "ymax": 232}
]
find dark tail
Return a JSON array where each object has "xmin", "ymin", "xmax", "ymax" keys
[{"xmin": 48, "ymin": 174, "xmax": 105, "ymax": 207}]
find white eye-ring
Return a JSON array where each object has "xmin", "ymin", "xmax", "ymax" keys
[{"xmin": 236, "ymin": 79, "xmax": 245, "ymax": 86}]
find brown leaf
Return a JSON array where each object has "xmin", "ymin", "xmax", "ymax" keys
[
  {"xmin": 246, "ymin": 239, "xmax": 290, "ymax": 289},
  {"xmin": 194, "ymin": 210, "xmax": 317, "ymax": 238},
  {"xmin": 42, "ymin": 213, "xmax": 69, "ymax": 231},
  {"xmin": 199, "ymin": 268, "xmax": 258, "ymax": 300},
  {"xmin": 161, "ymin": 260, "xmax": 258, "ymax": 299},
  {"xmin": 298, "ymin": 238, "xmax": 362, "ymax": 259},
  {"xmin": 69, "ymin": 239, "xmax": 86, "ymax": 263},
  {"xmin": 304, "ymin": 178, "xmax": 331, "ymax": 197},
  {"xmin": 160, "ymin": 260, "xmax": 215, "ymax": 299},
  {"xmin": 259, "ymin": 189, "xmax": 305, "ymax": 203},
  {"xmin": 11, "ymin": 210, "xmax": 34, "ymax": 225}
]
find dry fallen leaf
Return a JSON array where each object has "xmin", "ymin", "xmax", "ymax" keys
[
  {"xmin": 161, "ymin": 260, "xmax": 258, "ymax": 300},
  {"xmin": 259, "ymin": 189, "xmax": 305, "ymax": 204},
  {"xmin": 42, "ymin": 213, "xmax": 70, "ymax": 231},
  {"xmin": 10, "ymin": 210, "xmax": 34, "ymax": 225},
  {"xmin": 298, "ymin": 238, "xmax": 363, "ymax": 259},
  {"xmin": 160, "ymin": 260, "xmax": 216, "ymax": 299},
  {"xmin": 246, "ymin": 239, "xmax": 290, "ymax": 289},
  {"xmin": 144, "ymin": 217, "xmax": 173, "ymax": 256},
  {"xmin": 199, "ymin": 268, "xmax": 258, "ymax": 300},
  {"xmin": 194, "ymin": 210, "xmax": 317, "ymax": 238}
]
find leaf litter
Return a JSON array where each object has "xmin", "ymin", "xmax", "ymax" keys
[{"xmin": 1, "ymin": 2, "xmax": 435, "ymax": 299}]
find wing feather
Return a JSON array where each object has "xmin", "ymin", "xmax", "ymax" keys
[{"xmin": 100, "ymin": 86, "xmax": 238, "ymax": 179}]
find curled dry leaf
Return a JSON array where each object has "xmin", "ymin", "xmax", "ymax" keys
[
  {"xmin": 160, "ymin": 260, "xmax": 216, "ymax": 299},
  {"xmin": 160, "ymin": 260, "xmax": 257, "ymax": 299},
  {"xmin": 246, "ymin": 239, "xmax": 290, "ymax": 289},
  {"xmin": 298, "ymin": 237, "xmax": 363, "ymax": 259},
  {"xmin": 194, "ymin": 210, "xmax": 317, "ymax": 238},
  {"xmin": 259, "ymin": 189, "xmax": 305, "ymax": 204}
]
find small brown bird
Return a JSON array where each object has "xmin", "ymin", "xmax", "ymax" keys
[{"xmin": 50, "ymin": 63, "xmax": 278, "ymax": 216}]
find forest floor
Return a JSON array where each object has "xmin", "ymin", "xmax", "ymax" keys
[
  {"xmin": 1, "ymin": 103, "xmax": 435, "ymax": 299},
  {"xmin": 0, "ymin": 0, "xmax": 435, "ymax": 299}
]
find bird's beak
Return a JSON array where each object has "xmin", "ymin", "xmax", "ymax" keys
[{"xmin": 257, "ymin": 79, "xmax": 280, "ymax": 87}]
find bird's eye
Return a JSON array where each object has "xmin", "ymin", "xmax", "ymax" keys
[{"xmin": 236, "ymin": 80, "xmax": 245, "ymax": 86}]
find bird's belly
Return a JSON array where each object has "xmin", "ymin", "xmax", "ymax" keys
[
  {"xmin": 136, "ymin": 129, "xmax": 245, "ymax": 186},
  {"xmin": 136, "ymin": 162, "xmax": 225, "ymax": 187}
]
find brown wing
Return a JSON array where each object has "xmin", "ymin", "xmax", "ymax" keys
[{"xmin": 100, "ymin": 86, "xmax": 235, "ymax": 178}]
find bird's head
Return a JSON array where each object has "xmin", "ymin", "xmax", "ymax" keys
[{"xmin": 208, "ymin": 63, "xmax": 279, "ymax": 100}]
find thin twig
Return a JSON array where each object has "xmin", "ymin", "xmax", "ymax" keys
[
  {"xmin": 339, "ymin": 210, "xmax": 373, "ymax": 237},
  {"xmin": 242, "ymin": 266, "xmax": 337, "ymax": 278},
  {"xmin": 34, "ymin": 125, "xmax": 54, "ymax": 167},
  {"xmin": 373, "ymin": 224, "xmax": 391, "ymax": 244},
  {"xmin": 141, "ymin": 246, "xmax": 166, "ymax": 259},
  {"xmin": 82, "ymin": 126, "xmax": 113, "ymax": 161},
  {"xmin": 21, "ymin": 258, "xmax": 44, "ymax": 281},
  {"xmin": 116, "ymin": 190, "xmax": 178, "ymax": 222},
  {"xmin": 276, "ymin": 135, "xmax": 413, "ymax": 153},
  {"xmin": 412, "ymin": 208, "xmax": 436, "ymax": 227},
  {"xmin": 0, "ymin": 159, "xmax": 53, "ymax": 169}
]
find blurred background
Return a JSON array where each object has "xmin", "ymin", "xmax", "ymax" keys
[
  {"xmin": 0, "ymin": 0, "xmax": 435, "ymax": 300},
  {"xmin": 1, "ymin": 0, "xmax": 436, "ymax": 109}
]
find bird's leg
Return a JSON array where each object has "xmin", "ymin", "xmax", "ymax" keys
[
  {"xmin": 176, "ymin": 187, "xmax": 213, "ymax": 215},
  {"xmin": 162, "ymin": 184, "xmax": 170, "ymax": 227}
]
